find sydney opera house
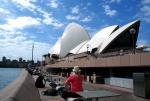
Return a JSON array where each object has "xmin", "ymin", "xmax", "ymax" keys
[{"xmin": 43, "ymin": 20, "xmax": 150, "ymax": 89}]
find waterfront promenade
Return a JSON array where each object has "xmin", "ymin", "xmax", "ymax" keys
[
  {"xmin": 35, "ymin": 75, "xmax": 150, "ymax": 101},
  {"xmin": 1, "ymin": 70, "xmax": 150, "ymax": 101}
]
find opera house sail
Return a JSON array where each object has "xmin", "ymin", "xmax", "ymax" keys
[
  {"xmin": 49, "ymin": 20, "xmax": 140, "ymax": 57},
  {"xmin": 98, "ymin": 20, "xmax": 140, "ymax": 54},
  {"xmin": 60, "ymin": 23, "xmax": 90, "ymax": 57},
  {"xmin": 75, "ymin": 25, "xmax": 119, "ymax": 54}
]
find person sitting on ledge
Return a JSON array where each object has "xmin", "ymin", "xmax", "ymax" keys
[
  {"xmin": 61, "ymin": 66, "xmax": 83, "ymax": 100},
  {"xmin": 35, "ymin": 74, "xmax": 46, "ymax": 88},
  {"xmin": 26, "ymin": 62, "xmax": 33, "ymax": 75}
]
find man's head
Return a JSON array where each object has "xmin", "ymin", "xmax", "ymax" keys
[{"xmin": 72, "ymin": 66, "xmax": 81, "ymax": 74}]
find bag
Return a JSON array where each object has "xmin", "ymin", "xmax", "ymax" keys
[
  {"xmin": 43, "ymin": 89, "xmax": 58, "ymax": 96},
  {"xmin": 49, "ymin": 81, "xmax": 57, "ymax": 88}
]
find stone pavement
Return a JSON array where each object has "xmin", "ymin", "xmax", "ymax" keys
[
  {"xmin": 38, "ymin": 82, "xmax": 65, "ymax": 101},
  {"xmin": 33, "ymin": 76, "xmax": 150, "ymax": 101},
  {"xmin": 86, "ymin": 83, "xmax": 150, "ymax": 101},
  {"xmin": 33, "ymin": 75, "xmax": 65, "ymax": 101}
]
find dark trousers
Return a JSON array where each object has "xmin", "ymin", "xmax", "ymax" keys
[{"xmin": 61, "ymin": 91, "xmax": 81, "ymax": 100}]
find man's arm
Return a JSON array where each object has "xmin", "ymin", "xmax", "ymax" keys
[{"xmin": 64, "ymin": 76, "xmax": 73, "ymax": 91}]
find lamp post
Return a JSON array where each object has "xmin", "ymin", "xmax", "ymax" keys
[
  {"xmin": 129, "ymin": 28, "xmax": 136, "ymax": 54},
  {"xmin": 85, "ymin": 44, "xmax": 90, "ymax": 81},
  {"xmin": 61, "ymin": 68, "xmax": 63, "ymax": 76},
  {"xmin": 32, "ymin": 43, "xmax": 34, "ymax": 63},
  {"xmin": 86, "ymin": 44, "xmax": 89, "ymax": 54}
]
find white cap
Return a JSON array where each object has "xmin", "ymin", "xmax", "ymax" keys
[{"xmin": 72, "ymin": 66, "xmax": 81, "ymax": 72}]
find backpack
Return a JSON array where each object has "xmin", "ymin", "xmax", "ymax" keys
[{"xmin": 43, "ymin": 88, "xmax": 58, "ymax": 96}]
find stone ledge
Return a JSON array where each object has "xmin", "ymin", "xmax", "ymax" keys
[{"xmin": 0, "ymin": 69, "xmax": 41, "ymax": 101}]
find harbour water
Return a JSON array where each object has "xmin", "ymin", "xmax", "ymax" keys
[{"xmin": 0, "ymin": 68, "xmax": 22, "ymax": 90}]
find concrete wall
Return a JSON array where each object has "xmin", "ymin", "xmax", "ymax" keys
[
  {"xmin": 46, "ymin": 52, "xmax": 150, "ymax": 68},
  {"xmin": 0, "ymin": 69, "xmax": 41, "ymax": 101},
  {"xmin": 105, "ymin": 77, "xmax": 133, "ymax": 89}
]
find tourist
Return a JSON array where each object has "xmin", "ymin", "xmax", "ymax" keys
[
  {"xmin": 26, "ymin": 62, "xmax": 33, "ymax": 75},
  {"xmin": 61, "ymin": 66, "xmax": 83, "ymax": 99},
  {"xmin": 35, "ymin": 74, "xmax": 46, "ymax": 88}
]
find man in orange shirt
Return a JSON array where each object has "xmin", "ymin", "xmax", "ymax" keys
[{"xmin": 61, "ymin": 66, "xmax": 83, "ymax": 99}]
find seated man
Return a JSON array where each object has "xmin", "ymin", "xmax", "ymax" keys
[
  {"xmin": 61, "ymin": 66, "xmax": 83, "ymax": 100},
  {"xmin": 35, "ymin": 74, "xmax": 46, "ymax": 88}
]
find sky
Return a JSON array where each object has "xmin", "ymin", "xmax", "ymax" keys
[{"xmin": 0, "ymin": 0, "xmax": 150, "ymax": 61}]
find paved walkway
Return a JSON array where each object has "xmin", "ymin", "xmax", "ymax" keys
[
  {"xmin": 38, "ymin": 82, "xmax": 65, "ymax": 101},
  {"xmin": 33, "ymin": 75, "xmax": 65, "ymax": 101},
  {"xmin": 33, "ymin": 76, "xmax": 150, "ymax": 101},
  {"xmin": 87, "ymin": 82, "xmax": 150, "ymax": 101}
]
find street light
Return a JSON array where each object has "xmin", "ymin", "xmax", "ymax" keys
[
  {"xmin": 85, "ymin": 44, "xmax": 90, "ymax": 81},
  {"xmin": 86, "ymin": 44, "xmax": 90, "ymax": 54},
  {"xmin": 129, "ymin": 28, "xmax": 136, "ymax": 54},
  {"xmin": 31, "ymin": 43, "xmax": 34, "ymax": 64}
]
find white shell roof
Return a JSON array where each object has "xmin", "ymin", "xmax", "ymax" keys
[
  {"xmin": 49, "ymin": 37, "xmax": 61, "ymax": 55},
  {"xmin": 73, "ymin": 25, "xmax": 119, "ymax": 54},
  {"xmin": 98, "ymin": 20, "xmax": 140, "ymax": 53},
  {"xmin": 69, "ymin": 40, "xmax": 89, "ymax": 54},
  {"xmin": 49, "ymin": 20, "xmax": 140, "ymax": 57},
  {"xmin": 89, "ymin": 25, "xmax": 119, "ymax": 50},
  {"xmin": 59, "ymin": 22, "xmax": 90, "ymax": 57},
  {"xmin": 77, "ymin": 41, "xmax": 91, "ymax": 54}
]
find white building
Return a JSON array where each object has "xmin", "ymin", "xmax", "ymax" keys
[{"xmin": 49, "ymin": 20, "xmax": 140, "ymax": 58}]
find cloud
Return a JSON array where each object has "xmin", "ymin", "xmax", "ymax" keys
[
  {"xmin": 87, "ymin": 2, "xmax": 91, "ymax": 6},
  {"xmin": 138, "ymin": 0, "xmax": 150, "ymax": 23},
  {"xmin": 0, "ymin": 31, "xmax": 51, "ymax": 61},
  {"xmin": 0, "ymin": 8, "xmax": 10, "ymax": 14},
  {"xmin": 11, "ymin": 0, "xmax": 63, "ymax": 28},
  {"xmin": 0, "ymin": 16, "xmax": 41, "ymax": 31},
  {"xmin": 83, "ymin": 7, "xmax": 87, "ymax": 10},
  {"xmin": 37, "ymin": 8, "xmax": 64, "ymax": 27},
  {"xmin": 49, "ymin": 0, "xmax": 59, "ymax": 8},
  {"xmin": 42, "ymin": 11, "xmax": 63, "ymax": 27},
  {"xmin": 110, "ymin": 0, "xmax": 121, "ymax": 3},
  {"xmin": 81, "ymin": 16, "xmax": 92, "ymax": 22},
  {"xmin": 137, "ymin": 39, "xmax": 150, "ymax": 46},
  {"xmin": 0, "ymin": 8, "xmax": 10, "ymax": 18},
  {"xmin": 141, "ymin": 6, "xmax": 150, "ymax": 16},
  {"xmin": 43, "ymin": 17, "xmax": 63, "ymax": 27},
  {"xmin": 0, "ymin": 41, "xmax": 51, "ymax": 61},
  {"xmin": 71, "ymin": 5, "xmax": 79, "ymax": 14},
  {"xmin": 142, "ymin": 0, "xmax": 150, "ymax": 4},
  {"xmin": 0, "ymin": 0, "xmax": 61, "ymax": 61},
  {"xmin": 103, "ymin": 0, "xmax": 122, "ymax": 4},
  {"xmin": 12, "ymin": 0, "xmax": 36, "ymax": 12},
  {"xmin": 66, "ymin": 15, "xmax": 80, "ymax": 20},
  {"xmin": 103, "ymin": 5, "xmax": 117, "ymax": 17}
]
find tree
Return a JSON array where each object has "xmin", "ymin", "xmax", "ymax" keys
[
  {"xmin": 19, "ymin": 57, "xmax": 23, "ymax": 62},
  {"xmin": 2, "ymin": 56, "xmax": 6, "ymax": 62}
]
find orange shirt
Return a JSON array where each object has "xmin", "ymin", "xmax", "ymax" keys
[{"xmin": 66, "ymin": 74, "xmax": 83, "ymax": 92}]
